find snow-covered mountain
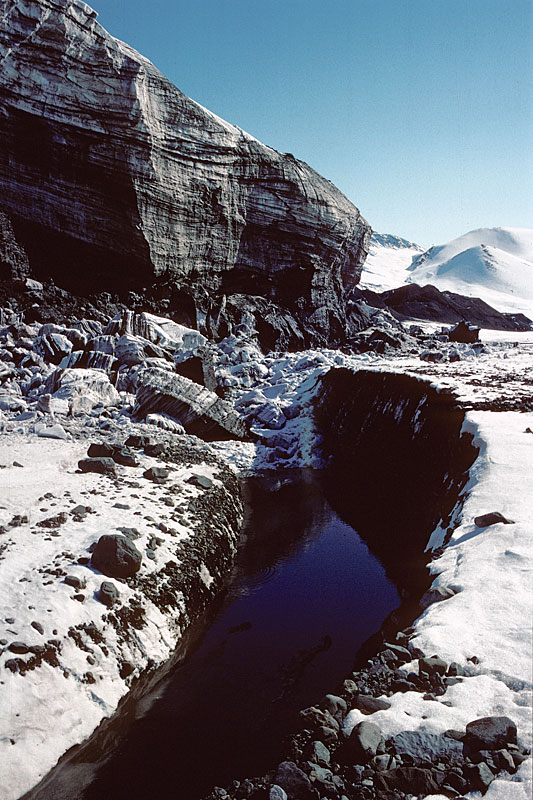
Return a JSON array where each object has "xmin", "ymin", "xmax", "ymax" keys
[
  {"xmin": 407, "ymin": 227, "xmax": 533, "ymax": 317},
  {"xmin": 359, "ymin": 233, "xmax": 425, "ymax": 292}
]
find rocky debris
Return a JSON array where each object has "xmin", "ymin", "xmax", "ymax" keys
[
  {"xmin": 474, "ymin": 511, "xmax": 514, "ymax": 527},
  {"xmin": 274, "ymin": 762, "xmax": 312, "ymax": 799},
  {"xmin": 133, "ymin": 367, "xmax": 248, "ymax": 441},
  {"xmin": 90, "ymin": 535, "xmax": 142, "ymax": 579},
  {"xmin": 351, "ymin": 695, "xmax": 391, "ymax": 715}
]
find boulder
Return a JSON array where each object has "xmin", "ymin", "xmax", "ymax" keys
[
  {"xmin": 465, "ymin": 716, "xmax": 518, "ymax": 751},
  {"xmin": 133, "ymin": 367, "xmax": 248, "ymax": 441},
  {"xmin": 374, "ymin": 766, "xmax": 442, "ymax": 795},
  {"xmin": 44, "ymin": 368, "xmax": 119, "ymax": 413},
  {"xmin": 419, "ymin": 585, "xmax": 456, "ymax": 609},
  {"xmin": 78, "ymin": 457, "xmax": 117, "ymax": 477},
  {"xmin": 343, "ymin": 720, "xmax": 383, "ymax": 764},
  {"xmin": 351, "ymin": 695, "xmax": 391, "ymax": 715},
  {"xmin": 474, "ymin": 511, "xmax": 514, "ymax": 527},
  {"xmin": 419, "ymin": 655, "xmax": 448, "ymax": 677},
  {"xmin": 274, "ymin": 762, "xmax": 312, "ymax": 799},
  {"xmin": 91, "ymin": 535, "xmax": 142, "ymax": 579}
]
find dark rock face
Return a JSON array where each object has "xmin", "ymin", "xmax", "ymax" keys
[
  {"xmin": 91, "ymin": 534, "xmax": 142, "ymax": 579},
  {"xmin": 465, "ymin": 716, "xmax": 518, "ymax": 752},
  {"xmin": 0, "ymin": 0, "xmax": 371, "ymax": 348},
  {"xmin": 362, "ymin": 283, "xmax": 532, "ymax": 331}
]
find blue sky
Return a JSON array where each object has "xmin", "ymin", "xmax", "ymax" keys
[{"xmin": 96, "ymin": 0, "xmax": 532, "ymax": 247}]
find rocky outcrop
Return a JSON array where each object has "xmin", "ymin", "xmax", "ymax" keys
[
  {"xmin": 0, "ymin": 0, "xmax": 371, "ymax": 348},
  {"xmin": 361, "ymin": 283, "xmax": 533, "ymax": 331}
]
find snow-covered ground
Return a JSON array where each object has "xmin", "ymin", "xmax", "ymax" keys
[{"xmin": 1, "ymin": 316, "xmax": 532, "ymax": 799}]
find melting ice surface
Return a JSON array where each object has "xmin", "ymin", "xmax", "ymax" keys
[{"xmin": 43, "ymin": 470, "xmax": 400, "ymax": 800}]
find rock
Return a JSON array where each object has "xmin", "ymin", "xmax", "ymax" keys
[
  {"xmin": 0, "ymin": 210, "xmax": 30, "ymax": 282},
  {"xmin": 143, "ymin": 466, "xmax": 170, "ymax": 484},
  {"xmin": 134, "ymin": 367, "xmax": 248, "ymax": 441},
  {"xmin": 419, "ymin": 655, "xmax": 448, "ymax": 677},
  {"xmin": 0, "ymin": 3, "xmax": 371, "ymax": 349},
  {"xmin": 274, "ymin": 762, "xmax": 312, "ymax": 799},
  {"xmin": 373, "ymin": 766, "xmax": 442, "ymax": 795},
  {"xmin": 87, "ymin": 442, "xmax": 115, "ymax": 458},
  {"xmin": 64, "ymin": 575, "xmax": 86, "ymax": 590},
  {"xmin": 36, "ymin": 423, "xmax": 69, "ymax": 440},
  {"xmin": 474, "ymin": 511, "xmax": 514, "ymax": 527},
  {"xmin": 268, "ymin": 787, "xmax": 287, "ymax": 800},
  {"xmin": 419, "ymin": 585, "xmax": 456, "ymax": 609},
  {"xmin": 321, "ymin": 693, "xmax": 347, "ymax": 719},
  {"xmin": 98, "ymin": 581, "xmax": 120, "ymax": 607},
  {"xmin": 8, "ymin": 642, "xmax": 30, "ymax": 654},
  {"xmin": 78, "ymin": 457, "xmax": 117, "ymax": 477},
  {"xmin": 316, "ymin": 726, "xmax": 338, "ymax": 746},
  {"xmin": 143, "ymin": 442, "xmax": 165, "ymax": 456},
  {"xmin": 383, "ymin": 642, "xmax": 412, "ymax": 663},
  {"xmin": 31, "ymin": 621, "xmax": 44, "ymax": 634},
  {"xmin": 37, "ymin": 512, "xmax": 68, "ymax": 528},
  {"xmin": 464, "ymin": 762, "xmax": 495, "ymax": 791},
  {"xmin": 188, "ymin": 474, "xmax": 213, "ymax": 490},
  {"xmin": 37, "ymin": 332, "xmax": 73, "ymax": 364},
  {"xmin": 299, "ymin": 706, "xmax": 340, "ymax": 732},
  {"xmin": 344, "ymin": 720, "xmax": 383, "ymax": 764},
  {"xmin": 119, "ymin": 661, "xmax": 135, "ymax": 679},
  {"xmin": 304, "ymin": 740, "xmax": 331, "ymax": 767},
  {"xmin": 465, "ymin": 716, "xmax": 518, "ymax": 751},
  {"xmin": 125, "ymin": 434, "xmax": 152, "ymax": 449},
  {"xmin": 111, "ymin": 446, "xmax": 139, "ymax": 467},
  {"xmin": 351, "ymin": 695, "xmax": 391, "ymax": 715},
  {"xmin": 91, "ymin": 535, "xmax": 142, "ymax": 579},
  {"xmin": 391, "ymin": 730, "xmax": 463, "ymax": 766}
]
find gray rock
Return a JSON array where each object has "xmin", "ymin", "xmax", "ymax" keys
[
  {"xmin": 374, "ymin": 766, "xmax": 442, "ymax": 794},
  {"xmin": 383, "ymin": 642, "xmax": 412, "ymax": 663},
  {"xmin": 268, "ymin": 787, "xmax": 287, "ymax": 800},
  {"xmin": 465, "ymin": 716, "xmax": 518, "ymax": 751},
  {"xmin": 464, "ymin": 762, "xmax": 495, "ymax": 791},
  {"xmin": 474, "ymin": 511, "xmax": 514, "ymax": 527},
  {"xmin": 351, "ymin": 695, "xmax": 391, "ymax": 715},
  {"xmin": 31, "ymin": 621, "xmax": 44, "ymax": 635},
  {"xmin": 316, "ymin": 725, "xmax": 338, "ymax": 746},
  {"xmin": 64, "ymin": 575, "xmax": 86, "ymax": 590},
  {"xmin": 304, "ymin": 740, "xmax": 330, "ymax": 767},
  {"xmin": 91, "ymin": 535, "xmax": 142, "ymax": 579},
  {"xmin": 419, "ymin": 585, "xmax": 456, "ymax": 609},
  {"xmin": 98, "ymin": 581, "xmax": 120, "ymax": 607},
  {"xmin": 345, "ymin": 720, "xmax": 383, "ymax": 764},
  {"xmin": 321, "ymin": 693, "xmax": 347, "ymax": 719},
  {"xmin": 78, "ymin": 457, "xmax": 117, "ymax": 477},
  {"xmin": 392, "ymin": 730, "xmax": 463, "ymax": 766},
  {"xmin": 188, "ymin": 474, "xmax": 213, "ymax": 490},
  {"xmin": 419, "ymin": 655, "xmax": 447, "ymax": 676},
  {"xmin": 274, "ymin": 762, "xmax": 312, "ymax": 799}
]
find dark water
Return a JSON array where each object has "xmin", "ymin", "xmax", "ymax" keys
[{"xmin": 40, "ymin": 470, "xmax": 400, "ymax": 800}]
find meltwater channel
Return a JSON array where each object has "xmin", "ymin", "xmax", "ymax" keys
[{"xmin": 41, "ymin": 469, "xmax": 401, "ymax": 800}]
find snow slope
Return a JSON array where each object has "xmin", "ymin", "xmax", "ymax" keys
[
  {"xmin": 359, "ymin": 233, "xmax": 425, "ymax": 292},
  {"xmin": 407, "ymin": 228, "xmax": 533, "ymax": 318}
]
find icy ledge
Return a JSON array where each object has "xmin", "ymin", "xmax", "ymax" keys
[{"xmin": 342, "ymin": 410, "xmax": 532, "ymax": 800}]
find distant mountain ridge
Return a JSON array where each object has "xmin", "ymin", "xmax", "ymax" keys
[{"xmin": 407, "ymin": 227, "xmax": 533, "ymax": 317}]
